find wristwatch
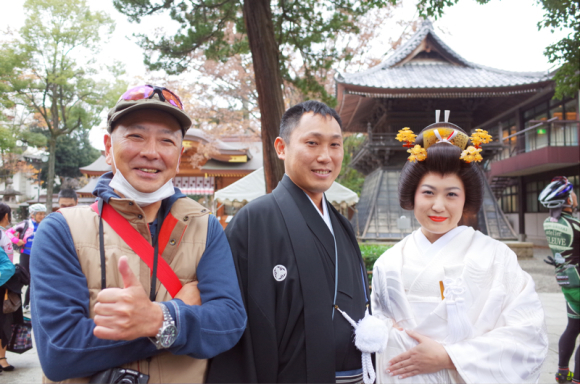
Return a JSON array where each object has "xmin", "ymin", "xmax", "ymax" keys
[{"xmin": 149, "ymin": 303, "xmax": 177, "ymax": 349}]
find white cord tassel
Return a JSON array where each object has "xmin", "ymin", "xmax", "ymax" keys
[
  {"xmin": 435, "ymin": 110, "xmax": 441, "ymax": 123},
  {"xmin": 434, "ymin": 129, "xmax": 458, "ymax": 144},
  {"xmin": 336, "ymin": 307, "xmax": 389, "ymax": 384},
  {"xmin": 444, "ymin": 110, "xmax": 450, "ymax": 122},
  {"xmin": 443, "ymin": 278, "xmax": 473, "ymax": 344}
]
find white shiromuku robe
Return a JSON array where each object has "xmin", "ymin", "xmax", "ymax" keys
[{"xmin": 371, "ymin": 226, "xmax": 548, "ymax": 384}]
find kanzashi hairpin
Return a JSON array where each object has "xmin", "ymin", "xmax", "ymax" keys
[
  {"xmin": 460, "ymin": 129, "xmax": 493, "ymax": 163},
  {"xmin": 397, "ymin": 128, "xmax": 427, "ymax": 162},
  {"xmin": 396, "ymin": 127, "xmax": 416, "ymax": 148},
  {"xmin": 398, "ymin": 113, "xmax": 493, "ymax": 164},
  {"xmin": 407, "ymin": 145, "xmax": 427, "ymax": 163},
  {"xmin": 469, "ymin": 129, "xmax": 493, "ymax": 149},
  {"xmin": 459, "ymin": 146, "xmax": 483, "ymax": 163}
]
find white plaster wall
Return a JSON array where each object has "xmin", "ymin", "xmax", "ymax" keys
[
  {"xmin": 524, "ymin": 213, "xmax": 548, "ymax": 246},
  {"xmin": 505, "ymin": 213, "xmax": 519, "ymax": 234},
  {"xmin": 6, "ymin": 171, "xmax": 44, "ymax": 203},
  {"xmin": 500, "ymin": 212, "xmax": 580, "ymax": 245}
]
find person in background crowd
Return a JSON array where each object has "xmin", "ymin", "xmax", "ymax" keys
[
  {"xmin": 0, "ymin": 202, "xmax": 16, "ymax": 372},
  {"xmin": 6, "ymin": 203, "xmax": 46, "ymax": 311},
  {"xmin": 0, "ymin": 203, "xmax": 14, "ymax": 263},
  {"xmin": 30, "ymin": 85, "xmax": 246, "ymax": 383},
  {"xmin": 58, "ymin": 189, "xmax": 78, "ymax": 208},
  {"xmin": 540, "ymin": 177, "xmax": 580, "ymax": 384}
]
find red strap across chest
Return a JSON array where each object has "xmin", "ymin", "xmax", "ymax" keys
[{"xmin": 91, "ymin": 201, "xmax": 182, "ymax": 298}]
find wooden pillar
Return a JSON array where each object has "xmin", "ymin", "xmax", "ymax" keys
[
  {"xmin": 515, "ymin": 108, "xmax": 524, "ymax": 154},
  {"xmin": 517, "ymin": 176, "xmax": 526, "ymax": 241}
]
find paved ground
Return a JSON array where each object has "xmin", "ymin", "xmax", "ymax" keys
[{"xmin": 1, "ymin": 246, "xmax": 578, "ymax": 383}]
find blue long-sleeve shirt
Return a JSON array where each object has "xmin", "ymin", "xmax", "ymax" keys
[{"xmin": 30, "ymin": 178, "xmax": 246, "ymax": 381}]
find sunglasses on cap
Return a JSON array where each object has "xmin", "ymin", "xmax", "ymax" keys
[{"xmin": 120, "ymin": 85, "xmax": 184, "ymax": 110}]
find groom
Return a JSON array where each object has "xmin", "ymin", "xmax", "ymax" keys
[{"xmin": 207, "ymin": 100, "xmax": 370, "ymax": 383}]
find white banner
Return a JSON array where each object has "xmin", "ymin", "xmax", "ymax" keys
[{"xmin": 174, "ymin": 176, "xmax": 215, "ymax": 195}]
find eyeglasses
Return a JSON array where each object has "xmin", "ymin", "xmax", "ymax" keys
[{"xmin": 120, "ymin": 85, "xmax": 184, "ymax": 110}]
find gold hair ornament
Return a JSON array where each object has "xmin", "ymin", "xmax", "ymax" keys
[
  {"xmin": 397, "ymin": 122, "xmax": 493, "ymax": 163},
  {"xmin": 460, "ymin": 129, "xmax": 493, "ymax": 163},
  {"xmin": 422, "ymin": 128, "xmax": 469, "ymax": 150},
  {"xmin": 469, "ymin": 129, "xmax": 493, "ymax": 149},
  {"xmin": 397, "ymin": 128, "xmax": 427, "ymax": 162},
  {"xmin": 459, "ymin": 146, "xmax": 483, "ymax": 163},
  {"xmin": 408, "ymin": 145, "xmax": 427, "ymax": 163},
  {"xmin": 395, "ymin": 127, "xmax": 416, "ymax": 148}
]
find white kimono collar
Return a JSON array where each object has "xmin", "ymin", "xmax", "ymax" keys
[
  {"xmin": 414, "ymin": 226, "xmax": 468, "ymax": 255},
  {"xmin": 305, "ymin": 192, "xmax": 334, "ymax": 235}
]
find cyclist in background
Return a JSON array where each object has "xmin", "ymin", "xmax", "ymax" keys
[{"xmin": 540, "ymin": 176, "xmax": 580, "ymax": 384}]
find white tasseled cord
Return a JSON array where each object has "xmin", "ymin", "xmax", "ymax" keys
[
  {"xmin": 443, "ymin": 277, "xmax": 473, "ymax": 344},
  {"xmin": 336, "ymin": 306, "xmax": 389, "ymax": 384}
]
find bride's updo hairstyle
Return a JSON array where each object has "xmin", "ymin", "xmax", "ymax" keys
[{"xmin": 398, "ymin": 121, "xmax": 484, "ymax": 214}]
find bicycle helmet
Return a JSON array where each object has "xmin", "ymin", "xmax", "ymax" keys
[{"xmin": 538, "ymin": 176, "xmax": 573, "ymax": 209}]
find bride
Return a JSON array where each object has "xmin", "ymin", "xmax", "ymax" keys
[{"xmin": 371, "ymin": 118, "xmax": 548, "ymax": 383}]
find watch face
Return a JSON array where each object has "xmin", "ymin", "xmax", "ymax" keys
[{"xmin": 159, "ymin": 325, "xmax": 177, "ymax": 348}]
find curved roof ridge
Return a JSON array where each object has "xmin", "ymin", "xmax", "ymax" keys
[
  {"xmin": 336, "ymin": 19, "xmax": 457, "ymax": 82},
  {"xmin": 336, "ymin": 19, "xmax": 552, "ymax": 85}
]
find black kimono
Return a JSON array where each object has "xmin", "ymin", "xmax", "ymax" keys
[{"xmin": 207, "ymin": 175, "xmax": 370, "ymax": 383}]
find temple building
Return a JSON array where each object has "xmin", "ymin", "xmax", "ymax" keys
[{"xmin": 335, "ymin": 20, "xmax": 579, "ymax": 245}]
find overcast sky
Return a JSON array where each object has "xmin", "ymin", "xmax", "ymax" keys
[{"xmin": 2, "ymin": 0, "xmax": 571, "ymax": 149}]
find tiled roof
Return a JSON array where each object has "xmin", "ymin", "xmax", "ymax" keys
[
  {"xmin": 79, "ymin": 155, "xmax": 111, "ymax": 173},
  {"xmin": 202, "ymin": 142, "xmax": 263, "ymax": 171},
  {"xmin": 336, "ymin": 20, "xmax": 552, "ymax": 89},
  {"xmin": 76, "ymin": 177, "xmax": 99, "ymax": 195}
]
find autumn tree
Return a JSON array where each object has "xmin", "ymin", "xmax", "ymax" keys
[
  {"xmin": 0, "ymin": 0, "xmax": 127, "ymax": 210},
  {"xmin": 417, "ymin": 0, "xmax": 579, "ymax": 99},
  {"xmin": 0, "ymin": 107, "xmax": 47, "ymax": 187},
  {"xmin": 113, "ymin": 0, "xmax": 399, "ymax": 192}
]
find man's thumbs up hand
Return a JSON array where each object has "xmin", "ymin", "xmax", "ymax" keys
[
  {"xmin": 119, "ymin": 255, "xmax": 140, "ymax": 289},
  {"xmin": 94, "ymin": 256, "xmax": 163, "ymax": 341}
]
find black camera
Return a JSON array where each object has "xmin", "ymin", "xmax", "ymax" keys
[{"xmin": 89, "ymin": 368, "xmax": 149, "ymax": 384}]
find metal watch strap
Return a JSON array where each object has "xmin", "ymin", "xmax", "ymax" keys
[{"xmin": 149, "ymin": 303, "xmax": 176, "ymax": 349}]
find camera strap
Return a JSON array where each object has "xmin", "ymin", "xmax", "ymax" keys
[{"xmin": 91, "ymin": 200, "xmax": 183, "ymax": 298}]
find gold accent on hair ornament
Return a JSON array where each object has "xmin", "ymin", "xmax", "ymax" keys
[
  {"xmin": 470, "ymin": 129, "xmax": 493, "ymax": 149},
  {"xmin": 422, "ymin": 128, "xmax": 469, "ymax": 150},
  {"xmin": 397, "ymin": 128, "xmax": 427, "ymax": 162},
  {"xmin": 396, "ymin": 127, "xmax": 416, "ymax": 148},
  {"xmin": 408, "ymin": 145, "xmax": 427, "ymax": 163},
  {"xmin": 459, "ymin": 146, "xmax": 483, "ymax": 163},
  {"xmin": 460, "ymin": 129, "xmax": 493, "ymax": 163}
]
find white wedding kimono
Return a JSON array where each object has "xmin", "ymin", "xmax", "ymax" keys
[{"xmin": 371, "ymin": 226, "xmax": 548, "ymax": 384}]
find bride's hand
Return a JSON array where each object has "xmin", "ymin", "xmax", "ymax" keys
[{"xmin": 386, "ymin": 330, "xmax": 454, "ymax": 379}]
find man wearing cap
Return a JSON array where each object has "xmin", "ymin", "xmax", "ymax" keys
[{"xmin": 30, "ymin": 85, "xmax": 246, "ymax": 383}]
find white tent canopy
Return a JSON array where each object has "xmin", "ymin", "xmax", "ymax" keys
[{"xmin": 214, "ymin": 167, "xmax": 359, "ymax": 206}]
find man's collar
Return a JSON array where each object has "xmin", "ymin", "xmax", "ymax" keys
[{"xmin": 280, "ymin": 174, "xmax": 328, "ymax": 209}]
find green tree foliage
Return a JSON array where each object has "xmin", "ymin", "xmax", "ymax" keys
[
  {"xmin": 359, "ymin": 243, "xmax": 391, "ymax": 283},
  {"xmin": 540, "ymin": 0, "xmax": 579, "ymax": 99},
  {"xmin": 336, "ymin": 134, "xmax": 365, "ymax": 196},
  {"xmin": 34, "ymin": 129, "xmax": 100, "ymax": 187},
  {"xmin": 113, "ymin": 0, "xmax": 397, "ymax": 191},
  {"xmin": 417, "ymin": 0, "xmax": 579, "ymax": 99},
  {"xmin": 0, "ymin": 0, "xmax": 127, "ymax": 210}
]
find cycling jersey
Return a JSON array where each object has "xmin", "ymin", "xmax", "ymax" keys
[{"xmin": 544, "ymin": 212, "xmax": 580, "ymax": 317}]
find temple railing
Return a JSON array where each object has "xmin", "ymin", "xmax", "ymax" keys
[{"xmin": 496, "ymin": 119, "xmax": 579, "ymax": 161}]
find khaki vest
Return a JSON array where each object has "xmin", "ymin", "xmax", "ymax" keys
[{"xmin": 44, "ymin": 197, "xmax": 210, "ymax": 383}]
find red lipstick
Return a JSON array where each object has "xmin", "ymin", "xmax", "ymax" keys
[{"xmin": 429, "ymin": 216, "xmax": 448, "ymax": 222}]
